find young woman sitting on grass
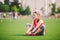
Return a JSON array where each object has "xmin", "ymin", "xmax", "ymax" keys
[{"xmin": 26, "ymin": 10, "xmax": 46, "ymax": 36}]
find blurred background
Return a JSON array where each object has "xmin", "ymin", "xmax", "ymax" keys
[
  {"xmin": 0, "ymin": 0, "xmax": 60, "ymax": 19},
  {"xmin": 0, "ymin": 0, "xmax": 60, "ymax": 40}
]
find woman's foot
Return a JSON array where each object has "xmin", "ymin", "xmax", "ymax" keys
[{"xmin": 31, "ymin": 32, "xmax": 36, "ymax": 36}]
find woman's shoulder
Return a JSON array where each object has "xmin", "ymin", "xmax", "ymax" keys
[{"xmin": 39, "ymin": 19, "xmax": 44, "ymax": 23}]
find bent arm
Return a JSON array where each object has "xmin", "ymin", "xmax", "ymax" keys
[
  {"xmin": 32, "ymin": 20, "xmax": 44, "ymax": 32},
  {"xmin": 26, "ymin": 26, "xmax": 33, "ymax": 33}
]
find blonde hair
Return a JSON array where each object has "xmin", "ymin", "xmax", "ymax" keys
[
  {"xmin": 33, "ymin": 10, "xmax": 42, "ymax": 19},
  {"xmin": 33, "ymin": 10, "xmax": 41, "ymax": 16}
]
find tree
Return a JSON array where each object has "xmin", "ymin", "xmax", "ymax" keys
[
  {"xmin": 4, "ymin": 5, "xmax": 10, "ymax": 12},
  {"xmin": 10, "ymin": 1, "xmax": 19, "ymax": 8},
  {"xmin": 11, "ymin": 5, "xmax": 18, "ymax": 12},
  {"xmin": 14, "ymin": 0, "xmax": 18, "ymax": 2},
  {"xmin": 18, "ymin": 6, "xmax": 31, "ymax": 15},
  {"xmin": 18, "ymin": 6, "xmax": 23, "ymax": 14},
  {"xmin": 24, "ymin": 6, "xmax": 31, "ymax": 15},
  {"xmin": 4, "ymin": 0, "xmax": 9, "ymax": 5},
  {"xmin": 49, "ymin": 3, "xmax": 56, "ymax": 15},
  {"xmin": 0, "ymin": 2, "xmax": 10, "ymax": 12},
  {"xmin": 0, "ymin": 2, "xmax": 5, "ymax": 12},
  {"xmin": 57, "ymin": 7, "xmax": 60, "ymax": 13}
]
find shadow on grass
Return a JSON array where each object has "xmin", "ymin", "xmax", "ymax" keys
[
  {"xmin": 11, "ymin": 34, "xmax": 44, "ymax": 36},
  {"xmin": 11, "ymin": 34, "xmax": 26, "ymax": 36}
]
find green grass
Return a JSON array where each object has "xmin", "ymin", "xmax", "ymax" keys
[{"xmin": 0, "ymin": 18, "xmax": 60, "ymax": 40}]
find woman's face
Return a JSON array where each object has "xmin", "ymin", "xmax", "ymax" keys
[{"xmin": 33, "ymin": 13, "xmax": 38, "ymax": 20}]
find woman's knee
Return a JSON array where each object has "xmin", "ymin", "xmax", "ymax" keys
[
  {"xmin": 26, "ymin": 32, "xmax": 31, "ymax": 36},
  {"xmin": 26, "ymin": 23, "xmax": 31, "ymax": 29}
]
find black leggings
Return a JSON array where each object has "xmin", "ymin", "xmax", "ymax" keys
[{"xmin": 31, "ymin": 26, "xmax": 44, "ymax": 35}]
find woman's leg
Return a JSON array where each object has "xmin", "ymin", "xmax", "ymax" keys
[
  {"xmin": 26, "ymin": 23, "xmax": 33, "ymax": 35},
  {"xmin": 26, "ymin": 27, "xmax": 34, "ymax": 36},
  {"xmin": 26, "ymin": 23, "xmax": 31, "ymax": 30},
  {"xmin": 34, "ymin": 26, "xmax": 44, "ymax": 35},
  {"xmin": 34, "ymin": 28, "xmax": 42, "ymax": 35}
]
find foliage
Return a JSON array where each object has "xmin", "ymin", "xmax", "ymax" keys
[
  {"xmin": 10, "ymin": 1, "xmax": 19, "ymax": 8},
  {"xmin": 4, "ymin": 5, "xmax": 10, "ymax": 12},
  {"xmin": 0, "ymin": 1, "xmax": 31, "ymax": 15},
  {"xmin": 11, "ymin": 5, "xmax": 18, "ymax": 12},
  {"xmin": 18, "ymin": 6, "xmax": 23, "ymax": 14},
  {"xmin": 24, "ymin": 6, "xmax": 31, "ymax": 15},
  {"xmin": 0, "ymin": 2, "xmax": 5, "ymax": 12},
  {"xmin": 57, "ymin": 7, "xmax": 60, "ymax": 13},
  {"xmin": 18, "ymin": 6, "xmax": 31, "ymax": 15},
  {"xmin": 4, "ymin": 0, "xmax": 9, "ymax": 5},
  {"xmin": 51, "ymin": 3, "xmax": 56, "ymax": 15}
]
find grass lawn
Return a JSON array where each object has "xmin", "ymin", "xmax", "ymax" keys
[{"xmin": 0, "ymin": 18, "xmax": 60, "ymax": 40}]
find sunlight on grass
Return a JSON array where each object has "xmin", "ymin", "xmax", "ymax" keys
[{"xmin": 0, "ymin": 18, "xmax": 60, "ymax": 40}]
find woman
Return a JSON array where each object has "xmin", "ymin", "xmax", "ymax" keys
[{"xmin": 26, "ymin": 10, "xmax": 46, "ymax": 36}]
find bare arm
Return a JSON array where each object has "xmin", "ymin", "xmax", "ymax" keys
[
  {"xmin": 26, "ymin": 27, "xmax": 33, "ymax": 33},
  {"xmin": 32, "ymin": 20, "xmax": 44, "ymax": 32},
  {"xmin": 26, "ymin": 21, "xmax": 33, "ymax": 33}
]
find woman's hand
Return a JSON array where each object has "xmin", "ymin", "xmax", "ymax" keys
[
  {"xmin": 32, "ymin": 20, "xmax": 44, "ymax": 33},
  {"xmin": 32, "ymin": 28, "xmax": 36, "ymax": 33}
]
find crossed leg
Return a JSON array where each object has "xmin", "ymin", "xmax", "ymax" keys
[{"xmin": 26, "ymin": 23, "xmax": 45, "ymax": 36}]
